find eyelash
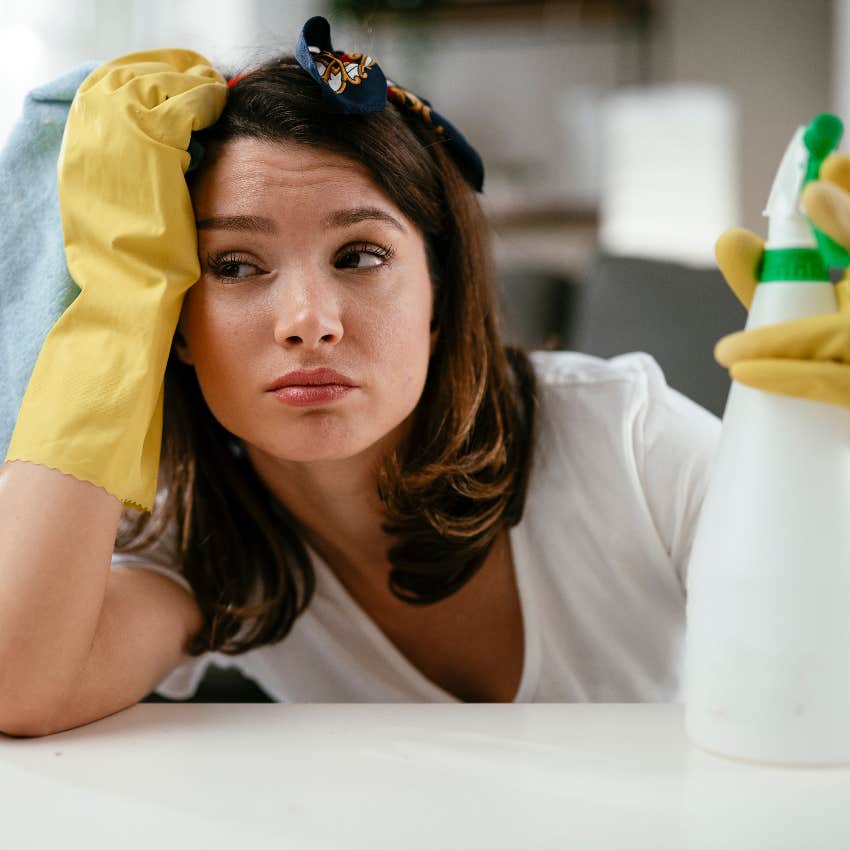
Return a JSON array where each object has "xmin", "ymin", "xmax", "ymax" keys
[
  {"xmin": 205, "ymin": 242, "xmax": 396, "ymax": 281},
  {"xmin": 338, "ymin": 242, "xmax": 395, "ymax": 271}
]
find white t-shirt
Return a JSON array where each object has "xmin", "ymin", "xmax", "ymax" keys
[{"xmin": 111, "ymin": 350, "xmax": 722, "ymax": 703}]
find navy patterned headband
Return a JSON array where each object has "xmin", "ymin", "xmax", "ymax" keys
[{"xmin": 217, "ymin": 15, "xmax": 484, "ymax": 193}]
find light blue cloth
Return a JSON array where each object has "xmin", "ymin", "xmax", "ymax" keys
[{"xmin": 0, "ymin": 62, "xmax": 100, "ymax": 460}]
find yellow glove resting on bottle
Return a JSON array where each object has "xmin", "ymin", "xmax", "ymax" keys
[
  {"xmin": 4, "ymin": 50, "xmax": 227, "ymax": 511},
  {"xmin": 714, "ymin": 151, "xmax": 850, "ymax": 411}
]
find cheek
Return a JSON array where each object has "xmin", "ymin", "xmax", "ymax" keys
[
  {"xmin": 367, "ymin": 281, "xmax": 434, "ymax": 394},
  {"xmin": 181, "ymin": 291, "xmax": 259, "ymax": 400}
]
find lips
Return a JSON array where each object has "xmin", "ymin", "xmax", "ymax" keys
[
  {"xmin": 266, "ymin": 368, "xmax": 357, "ymax": 391},
  {"xmin": 268, "ymin": 368, "xmax": 358, "ymax": 409}
]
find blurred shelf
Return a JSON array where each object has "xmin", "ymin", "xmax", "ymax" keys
[
  {"xmin": 334, "ymin": 0, "xmax": 653, "ymax": 26},
  {"xmin": 485, "ymin": 203, "xmax": 598, "ymax": 230},
  {"xmin": 483, "ymin": 202, "xmax": 599, "ymax": 278}
]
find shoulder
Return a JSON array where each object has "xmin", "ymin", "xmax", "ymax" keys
[
  {"xmin": 529, "ymin": 349, "xmax": 664, "ymax": 385},
  {"xmin": 111, "ymin": 493, "xmax": 190, "ymax": 594},
  {"xmin": 525, "ymin": 348, "xmax": 719, "ymax": 463},
  {"xmin": 527, "ymin": 349, "xmax": 668, "ymax": 414}
]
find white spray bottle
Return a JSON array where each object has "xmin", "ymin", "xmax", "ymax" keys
[{"xmin": 684, "ymin": 113, "xmax": 850, "ymax": 766}]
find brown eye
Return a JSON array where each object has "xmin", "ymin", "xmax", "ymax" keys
[
  {"xmin": 335, "ymin": 242, "xmax": 394, "ymax": 270},
  {"xmin": 206, "ymin": 252, "xmax": 262, "ymax": 281}
]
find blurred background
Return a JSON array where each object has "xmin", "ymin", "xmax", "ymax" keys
[{"xmin": 0, "ymin": 0, "xmax": 843, "ymax": 421}]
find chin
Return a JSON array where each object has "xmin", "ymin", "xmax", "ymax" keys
[
  {"xmin": 254, "ymin": 423, "xmax": 391, "ymax": 464},
  {"xmin": 276, "ymin": 443, "xmax": 369, "ymax": 463},
  {"xmin": 237, "ymin": 404, "xmax": 414, "ymax": 466}
]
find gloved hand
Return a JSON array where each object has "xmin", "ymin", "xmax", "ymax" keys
[
  {"xmin": 713, "ymin": 151, "xmax": 850, "ymax": 412},
  {"xmin": 4, "ymin": 50, "xmax": 227, "ymax": 511}
]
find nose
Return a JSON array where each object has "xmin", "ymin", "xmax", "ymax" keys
[{"xmin": 272, "ymin": 273, "xmax": 344, "ymax": 350}]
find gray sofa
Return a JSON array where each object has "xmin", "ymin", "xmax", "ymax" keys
[{"xmin": 569, "ymin": 253, "xmax": 745, "ymax": 419}]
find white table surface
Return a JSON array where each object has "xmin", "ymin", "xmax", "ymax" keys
[{"xmin": 1, "ymin": 703, "xmax": 848, "ymax": 850}]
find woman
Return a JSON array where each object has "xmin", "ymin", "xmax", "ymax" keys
[{"xmin": 131, "ymin": 51, "xmax": 540, "ymax": 703}]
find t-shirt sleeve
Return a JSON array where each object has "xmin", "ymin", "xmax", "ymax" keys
[
  {"xmin": 630, "ymin": 353, "xmax": 722, "ymax": 595},
  {"xmin": 110, "ymin": 515, "xmax": 192, "ymax": 595}
]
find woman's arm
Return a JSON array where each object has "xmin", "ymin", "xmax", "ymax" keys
[
  {"xmin": 0, "ymin": 461, "xmax": 122, "ymax": 734},
  {"xmin": 0, "ymin": 462, "xmax": 205, "ymax": 739}
]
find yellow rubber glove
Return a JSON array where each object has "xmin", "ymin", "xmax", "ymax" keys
[
  {"xmin": 713, "ymin": 151, "xmax": 850, "ymax": 411},
  {"xmin": 4, "ymin": 50, "xmax": 227, "ymax": 511}
]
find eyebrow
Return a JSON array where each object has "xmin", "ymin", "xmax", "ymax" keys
[
  {"xmin": 323, "ymin": 207, "xmax": 407, "ymax": 233},
  {"xmin": 196, "ymin": 214, "xmax": 276, "ymax": 234},
  {"xmin": 196, "ymin": 206, "xmax": 407, "ymax": 234}
]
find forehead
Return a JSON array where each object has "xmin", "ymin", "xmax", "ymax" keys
[{"xmin": 191, "ymin": 137, "xmax": 389, "ymax": 213}]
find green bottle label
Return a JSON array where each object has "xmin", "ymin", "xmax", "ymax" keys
[{"xmin": 758, "ymin": 248, "xmax": 830, "ymax": 283}]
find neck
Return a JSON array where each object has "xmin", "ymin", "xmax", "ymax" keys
[{"xmin": 244, "ymin": 438, "xmax": 395, "ymax": 588}]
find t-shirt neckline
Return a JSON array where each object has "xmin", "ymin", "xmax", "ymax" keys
[{"xmin": 305, "ymin": 524, "xmax": 541, "ymax": 703}]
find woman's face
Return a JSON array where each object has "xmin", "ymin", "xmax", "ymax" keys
[{"xmin": 178, "ymin": 137, "xmax": 436, "ymax": 464}]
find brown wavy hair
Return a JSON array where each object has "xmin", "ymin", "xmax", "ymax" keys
[{"xmin": 115, "ymin": 54, "xmax": 539, "ymax": 657}]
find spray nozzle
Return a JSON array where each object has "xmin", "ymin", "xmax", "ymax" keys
[
  {"xmin": 803, "ymin": 113, "xmax": 843, "ymax": 172},
  {"xmin": 803, "ymin": 112, "xmax": 850, "ymax": 268}
]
